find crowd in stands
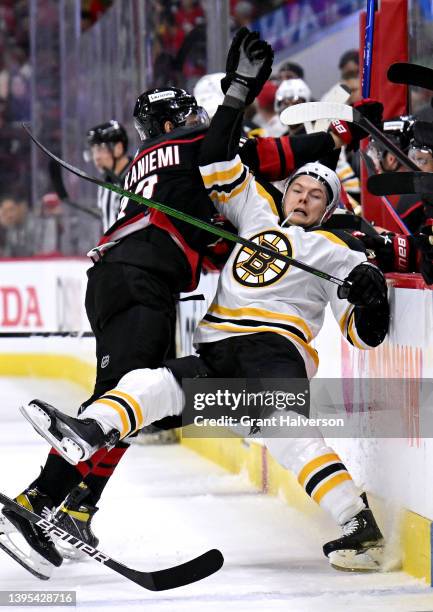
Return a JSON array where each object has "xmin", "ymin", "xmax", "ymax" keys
[
  {"xmin": 151, "ymin": 0, "xmax": 287, "ymax": 89},
  {"xmin": 1, "ymin": 0, "xmax": 433, "ymax": 280},
  {"xmin": 0, "ymin": 0, "xmax": 31, "ymax": 225}
]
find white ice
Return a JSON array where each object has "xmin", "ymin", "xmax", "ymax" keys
[{"xmin": 0, "ymin": 376, "xmax": 433, "ymax": 612}]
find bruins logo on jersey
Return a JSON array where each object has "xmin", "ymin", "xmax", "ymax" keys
[{"xmin": 233, "ymin": 230, "xmax": 292, "ymax": 287}]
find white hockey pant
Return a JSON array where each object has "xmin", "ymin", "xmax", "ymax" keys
[{"xmin": 81, "ymin": 367, "xmax": 364, "ymax": 524}]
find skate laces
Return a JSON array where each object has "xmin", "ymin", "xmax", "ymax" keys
[
  {"xmin": 342, "ymin": 516, "xmax": 360, "ymax": 536},
  {"xmin": 37, "ymin": 505, "xmax": 57, "ymax": 543}
]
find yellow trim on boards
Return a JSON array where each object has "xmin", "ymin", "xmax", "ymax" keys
[
  {"xmin": 0, "ymin": 353, "xmax": 94, "ymax": 392},
  {"xmin": 182, "ymin": 426, "xmax": 433, "ymax": 586},
  {"xmin": 0, "ymin": 352, "xmax": 430, "ymax": 585}
]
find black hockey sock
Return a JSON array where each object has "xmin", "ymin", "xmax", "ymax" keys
[
  {"xmin": 31, "ymin": 449, "xmax": 84, "ymax": 506},
  {"xmin": 82, "ymin": 442, "xmax": 130, "ymax": 506}
]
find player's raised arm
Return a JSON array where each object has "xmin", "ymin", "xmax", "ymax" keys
[{"xmin": 198, "ymin": 28, "xmax": 274, "ymax": 226}]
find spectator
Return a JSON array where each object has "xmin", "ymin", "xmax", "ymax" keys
[
  {"xmin": 232, "ymin": 1, "xmax": 255, "ymax": 28},
  {"xmin": 255, "ymin": 80, "xmax": 285, "ymax": 137},
  {"xmin": 0, "ymin": 195, "xmax": 40, "ymax": 257},
  {"xmin": 339, "ymin": 49, "xmax": 359, "ymax": 80},
  {"xmin": 339, "ymin": 49, "xmax": 361, "ymax": 105},
  {"xmin": 6, "ymin": 72, "xmax": 30, "ymax": 122},
  {"xmin": 277, "ymin": 61, "xmax": 304, "ymax": 82},
  {"xmin": 175, "ymin": 0, "xmax": 204, "ymax": 36},
  {"xmin": 274, "ymin": 78, "xmax": 312, "ymax": 135}
]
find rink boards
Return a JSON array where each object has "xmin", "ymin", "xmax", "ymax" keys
[{"xmin": 0, "ymin": 258, "xmax": 432, "ymax": 584}]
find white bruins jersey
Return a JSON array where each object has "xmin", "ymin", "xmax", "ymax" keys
[{"xmin": 196, "ymin": 154, "xmax": 373, "ymax": 379}]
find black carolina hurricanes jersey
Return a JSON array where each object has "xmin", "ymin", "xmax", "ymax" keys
[{"xmin": 98, "ymin": 126, "xmax": 215, "ymax": 293}]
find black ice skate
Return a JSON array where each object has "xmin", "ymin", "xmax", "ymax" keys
[
  {"xmin": 20, "ymin": 399, "xmax": 119, "ymax": 465},
  {"xmin": 52, "ymin": 483, "xmax": 99, "ymax": 560},
  {"xmin": 323, "ymin": 494, "xmax": 384, "ymax": 572},
  {"xmin": 0, "ymin": 487, "xmax": 62, "ymax": 579}
]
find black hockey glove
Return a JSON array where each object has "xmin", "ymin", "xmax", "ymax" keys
[
  {"xmin": 221, "ymin": 27, "xmax": 274, "ymax": 107},
  {"xmin": 352, "ymin": 230, "xmax": 418, "ymax": 273},
  {"xmin": 338, "ymin": 262, "xmax": 387, "ymax": 306},
  {"xmin": 330, "ymin": 98, "xmax": 383, "ymax": 151}
]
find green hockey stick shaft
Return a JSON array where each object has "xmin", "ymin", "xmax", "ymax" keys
[{"xmin": 23, "ymin": 124, "xmax": 346, "ymax": 287}]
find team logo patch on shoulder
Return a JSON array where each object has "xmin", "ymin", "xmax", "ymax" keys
[{"xmin": 233, "ymin": 230, "xmax": 292, "ymax": 287}]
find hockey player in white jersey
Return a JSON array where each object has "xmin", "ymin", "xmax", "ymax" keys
[{"xmin": 18, "ymin": 30, "xmax": 389, "ymax": 572}]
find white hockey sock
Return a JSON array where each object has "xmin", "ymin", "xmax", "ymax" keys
[
  {"xmin": 79, "ymin": 367, "xmax": 184, "ymax": 439},
  {"xmin": 264, "ymin": 433, "xmax": 365, "ymax": 525}
]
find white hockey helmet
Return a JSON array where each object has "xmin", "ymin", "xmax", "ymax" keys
[
  {"xmin": 275, "ymin": 78, "xmax": 312, "ymax": 112},
  {"xmin": 193, "ymin": 72, "xmax": 225, "ymax": 119},
  {"xmin": 283, "ymin": 162, "xmax": 341, "ymax": 225}
]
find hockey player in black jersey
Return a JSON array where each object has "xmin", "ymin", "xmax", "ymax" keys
[
  {"xmin": 84, "ymin": 120, "xmax": 132, "ymax": 232},
  {"xmin": 1, "ymin": 29, "xmax": 385, "ymax": 578},
  {"xmin": 7, "ymin": 28, "xmax": 387, "ymax": 576}
]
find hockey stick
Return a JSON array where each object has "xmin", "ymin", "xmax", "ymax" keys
[
  {"xmin": 48, "ymin": 160, "xmax": 101, "ymax": 219},
  {"xmin": 0, "ymin": 492, "xmax": 223, "ymax": 590},
  {"xmin": 360, "ymin": 150, "xmax": 411, "ymax": 234},
  {"xmin": 361, "ymin": 0, "xmax": 376, "ymax": 98},
  {"xmin": 23, "ymin": 125, "xmax": 348, "ymax": 289},
  {"xmin": 312, "ymin": 84, "xmax": 351, "ymax": 133},
  {"xmin": 367, "ymin": 171, "xmax": 433, "ymax": 197},
  {"xmin": 280, "ymin": 102, "xmax": 420, "ymax": 172},
  {"xmin": 388, "ymin": 62, "xmax": 433, "ymax": 91}
]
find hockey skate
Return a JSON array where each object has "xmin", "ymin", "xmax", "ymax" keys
[
  {"xmin": 323, "ymin": 495, "xmax": 384, "ymax": 572},
  {"xmin": 0, "ymin": 487, "xmax": 62, "ymax": 579},
  {"xmin": 20, "ymin": 399, "xmax": 119, "ymax": 465},
  {"xmin": 52, "ymin": 483, "xmax": 99, "ymax": 560}
]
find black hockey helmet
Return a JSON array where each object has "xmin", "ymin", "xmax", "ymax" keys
[
  {"xmin": 84, "ymin": 120, "xmax": 128, "ymax": 161},
  {"xmin": 410, "ymin": 120, "xmax": 433, "ymax": 152},
  {"xmin": 133, "ymin": 87, "xmax": 209, "ymax": 141},
  {"xmin": 370, "ymin": 116, "xmax": 414, "ymax": 154}
]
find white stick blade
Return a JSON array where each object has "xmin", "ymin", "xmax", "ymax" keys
[
  {"xmin": 280, "ymin": 102, "xmax": 354, "ymax": 126},
  {"xmin": 313, "ymin": 85, "xmax": 351, "ymax": 133}
]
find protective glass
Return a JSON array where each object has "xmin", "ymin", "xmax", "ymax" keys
[{"xmin": 408, "ymin": 145, "xmax": 433, "ymax": 169}]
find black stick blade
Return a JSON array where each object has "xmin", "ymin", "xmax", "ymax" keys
[
  {"xmin": 0, "ymin": 492, "xmax": 224, "ymax": 591},
  {"xmin": 367, "ymin": 172, "xmax": 433, "ymax": 196},
  {"xmin": 110, "ymin": 549, "xmax": 224, "ymax": 591},
  {"xmin": 388, "ymin": 62, "xmax": 433, "ymax": 91}
]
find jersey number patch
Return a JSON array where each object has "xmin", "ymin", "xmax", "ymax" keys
[
  {"xmin": 232, "ymin": 230, "xmax": 292, "ymax": 287},
  {"xmin": 118, "ymin": 174, "xmax": 158, "ymax": 219}
]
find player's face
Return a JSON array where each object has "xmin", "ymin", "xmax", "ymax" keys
[
  {"xmin": 283, "ymin": 175, "xmax": 327, "ymax": 227},
  {"xmin": 408, "ymin": 147, "xmax": 433, "ymax": 172},
  {"xmin": 91, "ymin": 144, "xmax": 113, "ymax": 171}
]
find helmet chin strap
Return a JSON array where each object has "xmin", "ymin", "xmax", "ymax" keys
[{"xmin": 281, "ymin": 211, "xmax": 295, "ymax": 227}]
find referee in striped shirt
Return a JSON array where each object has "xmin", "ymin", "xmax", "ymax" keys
[{"xmin": 84, "ymin": 121, "xmax": 132, "ymax": 231}]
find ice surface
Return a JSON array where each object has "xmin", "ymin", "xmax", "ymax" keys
[{"xmin": 0, "ymin": 377, "xmax": 432, "ymax": 611}]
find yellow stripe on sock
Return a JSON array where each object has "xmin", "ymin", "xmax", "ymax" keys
[
  {"xmin": 298, "ymin": 453, "xmax": 340, "ymax": 487},
  {"xmin": 312, "ymin": 472, "xmax": 352, "ymax": 504},
  {"xmin": 93, "ymin": 398, "xmax": 130, "ymax": 438},
  {"xmin": 108, "ymin": 389, "xmax": 144, "ymax": 431}
]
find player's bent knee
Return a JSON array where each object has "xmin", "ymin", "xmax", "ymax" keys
[{"xmin": 112, "ymin": 367, "xmax": 185, "ymax": 426}]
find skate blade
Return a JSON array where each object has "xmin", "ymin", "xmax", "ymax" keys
[
  {"xmin": 20, "ymin": 403, "xmax": 85, "ymax": 466},
  {"xmin": 54, "ymin": 538, "xmax": 89, "ymax": 562},
  {"xmin": 329, "ymin": 546, "xmax": 384, "ymax": 572},
  {"xmin": 0, "ymin": 523, "xmax": 54, "ymax": 580}
]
